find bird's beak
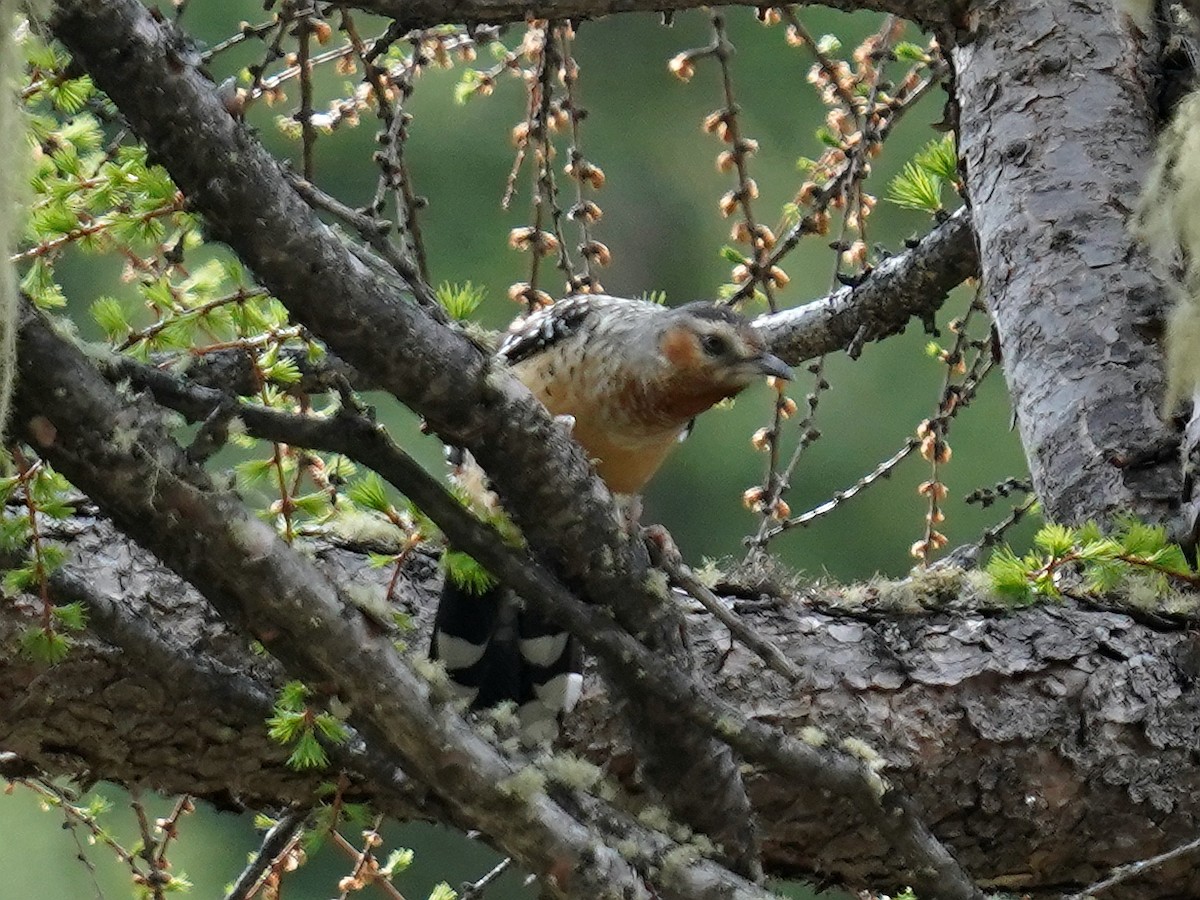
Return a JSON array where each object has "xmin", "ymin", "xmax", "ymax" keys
[{"xmin": 755, "ymin": 352, "xmax": 792, "ymax": 380}]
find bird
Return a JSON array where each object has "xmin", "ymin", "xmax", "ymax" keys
[{"xmin": 431, "ymin": 294, "xmax": 791, "ymax": 738}]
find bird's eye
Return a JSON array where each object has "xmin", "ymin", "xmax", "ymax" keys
[{"xmin": 701, "ymin": 334, "xmax": 729, "ymax": 357}]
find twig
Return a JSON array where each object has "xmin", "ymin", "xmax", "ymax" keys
[
  {"xmin": 648, "ymin": 536, "xmax": 801, "ymax": 682},
  {"xmin": 296, "ymin": 8, "xmax": 316, "ymax": 181},
  {"xmin": 130, "ymin": 788, "xmax": 167, "ymax": 900},
  {"xmin": 1062, "ymin": 833, "xmax": 1200, "ymax": 900},
  {"xmin": 223, "ymin": 807, "xmax": 309, "ymax": 900},
  {"xmin": 459, "ymin": 857, "xmax": 512, "ymax": 899},
  {"xmin": 286, "ymin": 173, "xmax": 440, "ymax": 313},
  {"xmin": 330, "ymin": 827, "xmax": 407, "ymax": 899},
  {"xmin": 976, "ymin": 495, "xmax": 1037, "ymax": 553}
]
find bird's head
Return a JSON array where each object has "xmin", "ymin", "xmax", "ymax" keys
[
  {"xmin": 657, "ymin": 302, "xmax": 791, "ymax": 397},
  {"xmin": 634, "ymin": 301, "xmax": 791, "ymax": 426}
]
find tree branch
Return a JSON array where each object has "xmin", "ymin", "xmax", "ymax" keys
[
  {"xmin": 756, "ymin": 206, "xmax": 977, "ymax": 365},
  {"xmin": 340, "ymin": 0, "xmax": 963, "ymax": 33},
  {"xmin": 16, "ymin": 298, "xmax": 762, "ymax": 900}
]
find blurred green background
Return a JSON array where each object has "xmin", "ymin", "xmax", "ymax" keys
[{"xmin": 2, "ymin": 0, "xmax": 1032, "ymax": 896}]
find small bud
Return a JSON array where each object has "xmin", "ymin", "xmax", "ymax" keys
[
  {"xmin": 929, "ymin": 530, "xmax": 949, "ymax": 549},
  {"xmin": 730, "ymin": 220, "xmax": 752, "ymax": 243},
  {"xmin": 338, "ymin": 875, "xmax": 363, "ymax": 892},
  {"xmin": 770, "ymin": 499, "xmax": 791, "ymax": 520},
  {"xmin": 830, "ymin": 110, "xmax": 855, "ymax": 135},
  {"xmin": 508, "ymin": 227, "xmax": 535, "ymax": 250},
  {"xmin": 751, "ymin": 427, "xmax": 772, "ymax": 451},
  {"xmin": 915, "ymin": 419, "xmax": 934, "ymax": 439},
  {"xmin": 744, "ymin": 178, "xmax": 759, "ymax": 199},
  {"xmin": 507, "ymin": 282, "xmax": 531, "ymax": 302},
  {"xmin": 767, "ymin": 376, "xmax": 788, "ymax": 393},
  {"xmin": 719, "ymin": 191, "xmax": 739, "ymax": 217},
  {"xmin": 732, "ymin": 263, "xmax": 752, "ymax": 284},
  {"xmin": 767, "ymin": 265, "xmax": 790, "ymax": 287},
  {"xmin": 459, "ymin": 45, "xmax": 478, "ymax": 63},
  {"xmin": 717, "ymin": 150, "xmax": 736, "ymax": 173},
  {"xmin": 512, "ymin": 121, "xmax": 530, "ymax": 146},
  {"xmin": 669, "ymin": 53, "xmax": 696, "ymax": 81},
  {"xmin": 917, "ymin": 480, "xmax": 948, "ymax": 502},
  {"xmin": 910, "ymin": 540, "xmax": 929, "ymax": 560},
  {"xmin": 758, "ymin": 7, "xmax": 782, "ymax": 25},
  {"xmin": 581, "ymin": 241, "xmax": 612, "ymax": 266},
  {"xmin": 842, "ymin": 240, "xmax": 868, "ymax": 267},
  {"xmin": 335, "ymin": 55, "xmax": 357, "ymax": 76},
  {"xmin": 919, "ymin": 434, "xmax": 937, "ymax": 461},
  {"xmin": 568, "ymin": 200, "xmax": 603, "ymax": 222},
  {"xmin": 920, "ymin": 435, "xmax": 952, "ymax": 464},
  {"xmin": 779, "ymin": 396, "xmax": 798, "ymax": 418},
  {"xmin": 789, "ymin": 27, "xmax": 807, "ymax": 48},
  {"xmin": 742, "ymin": 487, "xmax": 766, "ymax": 510},
  {"xmin": 738, "ymin": 137, "xmax": 760, "ymax": 155},
  {"xmin": 754, "ymin": 225, "xmax": 777, "ymax": 250},
  {"xmin": 312, "ymin": 19, "xmax": 333, "ymax": 43},
  {"xmin": 566, "ymin": 160, "xmax": 606, "ymax": 190},
  {"xmin": 796, "ymin": 181, "xmax": 818, "ymax": 205},
  {"xmin": 703, "ymin": 111, "xmax": 725, "ymax": 134},
  {"xmin": 551, "ymin": 107, "xmax": 571, "ymax": 132},
  {"xmin": 536, "ymin": 231, "xmax": 559, "ymax": 255},
  {"xmin": 926, "ymin": 508, "xmax": 945, "ymax": 524}
]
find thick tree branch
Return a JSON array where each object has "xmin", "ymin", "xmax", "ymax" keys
[
  {"xmin": 6, "ymin": 509, "xmax": 1200, "ymax": 899},
  {"xmin": 757, "ymin": 206, "xmax": 977, "ymax": 365}
]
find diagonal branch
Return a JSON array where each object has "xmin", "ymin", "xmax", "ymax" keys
[{"xmin": 756, "ymin": 206, "xmax": 977, "ymax": 365}]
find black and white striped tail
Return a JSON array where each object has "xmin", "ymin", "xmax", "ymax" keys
[{"xmin": 431, "ymin": 576, "xmax": 582, "ymax": 741}]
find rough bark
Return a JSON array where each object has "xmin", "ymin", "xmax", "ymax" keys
[
  {"xmin": 953, "ymin": 0, "xmax": 1181, "ymax": 526},
  {"xmin": 6, "ymin": 514, "xmax": 1200, "ymax": 900}
]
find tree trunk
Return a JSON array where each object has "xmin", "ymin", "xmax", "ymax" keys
[{"xmin": 953, "ymin": 0, "xmax": 1180, "ymax": 526}]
